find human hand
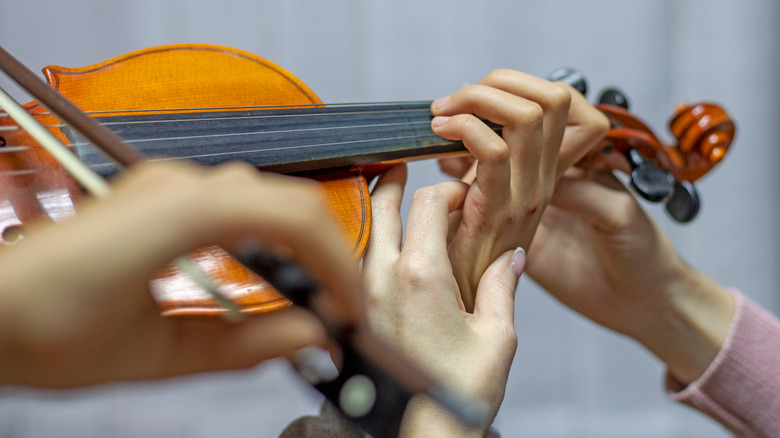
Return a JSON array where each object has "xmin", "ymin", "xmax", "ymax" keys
[
  {"xmin": 527, "ymin": 168, "xmax": 734, "ymax": 384},
  {"xmin": 0, "ymin": 161, "xmax": 360, "ymax": 388},
  {"xmin": 432, "ymin": 69, "xmax": 608, "ymax": 310},
  {"xmin": 362, "ymin": 165, "xmax": 522, "ymax": 437}
]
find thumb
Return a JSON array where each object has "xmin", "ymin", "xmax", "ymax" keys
[{"xmin": 472, "ymin": 247, "xmax": 524, "ymax": 322}]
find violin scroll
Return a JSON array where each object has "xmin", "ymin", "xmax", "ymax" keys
[
  {"xmin": 667, "ymin": 102, "xmax": 735, "ymax": 182},
  {"xmin": 550, "ymin": 68, "xmax": 735, "ymax": 222}
]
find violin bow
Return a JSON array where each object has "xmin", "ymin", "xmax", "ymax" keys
[{"xmin": 0, "ymin": 44, "xmax": 488, "ymax": 437}]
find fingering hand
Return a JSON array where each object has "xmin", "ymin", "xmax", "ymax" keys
[
  {"xmin": 433, "ymin": 70, "xmax": 608, "ymax": 310},
  {"xmin": 362, "ymin": 165, "xmax": 521, "ymax": 437}
]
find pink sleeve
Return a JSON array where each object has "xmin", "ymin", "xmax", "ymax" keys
[{"xmin": 666, "ymin": 290, "xmax": 780, "ymax": 437}]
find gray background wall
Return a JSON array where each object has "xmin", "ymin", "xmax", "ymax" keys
[{"xmin": 0, "ymin": 1, "xmax": 777, "ymax": 437}]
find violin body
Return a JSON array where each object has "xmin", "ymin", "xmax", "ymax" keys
[{"xmin": 0, "ymin": 43, "xmax": 372, "ymax": 315}]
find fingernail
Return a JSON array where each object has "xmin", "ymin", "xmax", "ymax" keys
[
  {"xmin": 432, "ymin": 116, "xmax": 450, "ymax": 127},
  {"xmin": 433, "ymin": 95, "xmax": 450, "ymax": 109},
  {"xmin": 510, "ymin": 247, "xmax": 526, "ymax": 278}
]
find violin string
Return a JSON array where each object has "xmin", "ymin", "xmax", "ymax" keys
[
  {"xmin": 7, "ymin": 122, "xmax": 497, "ymax": 164},
  {"xmin": 101, "ymin": 132, "xmax": 451, "ymax": 165},
  {"xmin": 0, "ymin": 84, "xmax": 245, "ymax": 321},
  {"xmin": 1, "ymin": 104, "xmax": 435, "ymax": 137},
  {"xmin": 4, "ymin": 100, "xmax": 433, "ymax": 116},
  {"xmin": 0, "ymin": 86, "xmax": 110, "ymax": 196},
  {"xmin": 67, "ymin": 120, "xmax": 434, "ymax": 147},
  {"xmin": 0, "ymin": 101, "xmax": 483, "ymax": 166},
  {"xmin": 0, "ymin": 146, "xmax": 30, "ymax": 153},
  {"xmin": 97, "ymin": 109, "xmax": 433, "ymax": 128},
  {"xmin": 32, "ymin": 108, "xmax": 435, "ymax": 131},
  {"xmin": 0, "ymin": 169, "xmax": 38, "ymax": 176},
  {"xmin": 0, "ymin": 101, "xmax": 431, "ymax": 122}
]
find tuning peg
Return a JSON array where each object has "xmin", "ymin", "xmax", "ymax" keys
[
  {"xmin": 547, "ymin": 67, "xmax": 588, "ymax": 96},
  {"xmin": 665, "ymin": 180, "xmax": 700, "ymax": 223},
  {"xmin": 598, "ymin": 88, "xmax": 630, "ymax": 110},
  {"xmin": 625, "ymin": 149, "xmax": 675, "ymax": 202}
]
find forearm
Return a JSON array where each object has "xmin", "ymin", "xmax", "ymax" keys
[{"xmin": 628, "ymin": 264, "xmax": 735, "ymax": 385}]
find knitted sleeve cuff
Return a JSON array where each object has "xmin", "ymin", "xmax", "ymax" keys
[{"xmin": 666, "ymin": 290, "xmax": 780, "ymax": 437}]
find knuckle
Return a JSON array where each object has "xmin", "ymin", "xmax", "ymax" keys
[
  {"xmin": 393, "ymin": 256, "xmax": 432, "ymax": 289},
  {"xmin": 458, "ymin": 114, "xmax": 480, "ymax": 130},
  {"xmin": 594, "ymin": 111, "xmax": 611, "ymax": 137},
  {"xmin": 517, "ymin": 102, "xmax": 544, "ymax": 128},
  {"xmin": 463, "ymin": 196, "xmax": 491, "ymax": 224},
  {"xmin": 457, "ymin": 116, "xmax": 509, "ymax": 164},
  {"xmin": 487, "ymin": 139, "xmax": 509, "ymax": 165},
  {"xmin": 411, "ymin": 185, "xmax": 444, "ymax": 206},
  {"xmin": 607, "ymin": 196, "xmax": 639, "ymax": 229},
  {"xmin": 482, "ymin": 68, "xmax": 511, "ymax": 85},
  {"xmin": 547, "ymin": 83, "xmax": 573, "ymax": 111},
  {"xmin": 371, "ymin": 195, "xmax": 397, "ymax": 218},
  {"xmin": 451, "ymin": 84, "xmax": 482, "ymax": 103}
]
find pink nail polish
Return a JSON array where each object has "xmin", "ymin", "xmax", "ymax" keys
[{"xmin": 510, "ymin": 247, "xmax": 526, "ymax": 278}]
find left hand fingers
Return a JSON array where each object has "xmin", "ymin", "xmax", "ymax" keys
[
  {"xmin": 476, "ymin": 70, "xmax": 609, "ymax": 177},
  {"xmin": 438, "ymin": 70, "xmax": 572, "ymax": 188},
  {"xmin": 555, "ymin": 86, "xmax": 611, "ymax": 177},
  {"xmin": 431, "ymin": 112, "xmax": 513, "ymax": 198},
  {"xmin": 432, "ymin": 85, "xmax": 549, "ymax": 196}
]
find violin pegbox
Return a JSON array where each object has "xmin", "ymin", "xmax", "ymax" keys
[
  {"xmin": 548, "ymin": 66, "xmax": 735, "ymax": 222},
  {"xmin": 597, "ymin": 94, "xmax": 734, "ymax": 223}
]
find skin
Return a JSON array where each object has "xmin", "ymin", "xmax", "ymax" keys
[
  {"xmin": 364, "ymin": 165, "xmax": 520, "ymax": 438},
  {"xmin": 0, "ymin": 69, "xmax": 615, "ymax": 436},
  {"xmin": 436, "ymin": 73, "xmax": 734, "ymax": 386},
  {"xmin": 0, "ymin": 160, "xmax": 361, "ymax": 387},
  {"xmin": 527, "ymin": 168, "xmax": 735, "ymax": 384},
  {"xmin": 360, "ymin": 70, "xmax": 610, "ymax": 437},
  {"xmin": 433, "ymin": 69, "xmax": 609, "ymax": 311}
]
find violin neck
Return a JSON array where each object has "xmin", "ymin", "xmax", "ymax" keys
[{"xmin": 65, "ymin": 102, "xmax": 484, "ymax": 177}]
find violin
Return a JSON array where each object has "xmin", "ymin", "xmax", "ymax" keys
[
  {"xmin": 0, "ymin": 43, "xmax": 735, "ymax": 436},
  {"xmin": 0, "ymin": 43, "xmax": 487, "ymax": 437},
  {"xmin": 0, "ymin": 43, "xmax": 736, "ymax": 318}
]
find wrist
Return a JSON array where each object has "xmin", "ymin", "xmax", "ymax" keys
[
  {"xmin": 400, "ymin": 396, "xmax": 487, "ymax": 438},
  {"xmin": 630, "ymin": 263, "xmax": 735, "ymax": 384}
]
